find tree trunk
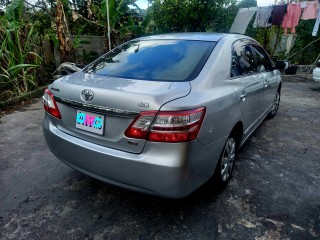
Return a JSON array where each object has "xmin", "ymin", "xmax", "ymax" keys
[{"xmin": 56, "ymin": 0, "xmax": 68, "ymax": 63}]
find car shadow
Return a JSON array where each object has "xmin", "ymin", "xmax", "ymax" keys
[{"xmin": 55, "ymin": 171, "xmax": 221, "ymax": 238}]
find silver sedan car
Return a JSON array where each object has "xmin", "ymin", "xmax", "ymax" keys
[{"xmin": 43, "ymin": 33, "xmax": 281, "ymax": 198}]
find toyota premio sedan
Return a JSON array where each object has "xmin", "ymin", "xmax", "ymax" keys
[{"xmin": 43, "ymin": 33, "xmax": 281, "ymax": 198}]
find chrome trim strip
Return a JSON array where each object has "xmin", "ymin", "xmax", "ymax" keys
[{"xmin": 54, "ymin": 96, "xmax": 139, "ymax": 118}]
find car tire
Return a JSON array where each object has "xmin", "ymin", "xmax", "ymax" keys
[
  {"xmin": 212, "ymin": 133, "xmax": 238, "ymax": 189},
  {"xmin": 267, "ymin": 89, "xmax": 281, "ymax": 119}
]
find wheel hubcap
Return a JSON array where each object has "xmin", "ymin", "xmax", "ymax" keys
[
  {"xmin": 221, "ymin": 138, "xmax": 236, "ymax": 182},
  {"xmin": 271, "ymin": 92, "xmax": 280, "ymax": 115}
]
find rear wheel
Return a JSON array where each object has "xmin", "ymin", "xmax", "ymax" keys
[
  {"xmin": 220, "ymin": 137, "xmax": 236, "ymax": 182},
  {"xmin": 197, "ymin": 131, "xmax": 240, "ymax": 197},
  {"xmin": 213, "ymin": 134, "xmax": 237, "ymax": 188},
  {"xmin": 267, "ymin": 90, "xmax": 280, "ymax": 119}
]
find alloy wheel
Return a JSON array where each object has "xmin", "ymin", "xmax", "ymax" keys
[
  {"xmin": 271, "ymin": 91, "xmax": 280, "ymax": 115},
  {"xmin": 220, "ymin": 138, "xmax": 236, "ymax": 182}
]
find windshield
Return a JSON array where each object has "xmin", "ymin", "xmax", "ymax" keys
[{"xmin": 83, "ymin": 40, "xmax": 216, "ymax": 81}]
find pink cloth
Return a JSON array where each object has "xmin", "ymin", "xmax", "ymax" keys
[
  {"xmin": 282, "ymin": 4, "xmax": 302, "ymax": 34},
  {"xmin": 301, "ymin": 1, "xmax": 318, "ymax": 20}
]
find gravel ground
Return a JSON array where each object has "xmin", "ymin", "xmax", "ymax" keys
[{"xmin": 0, "ymin": 77, "xmax": 319, "ymax": 239}]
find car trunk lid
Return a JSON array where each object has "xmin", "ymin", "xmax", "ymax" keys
[{"xmin": 48, "ymin": 71, "xmax": 191, "ymax": 154}]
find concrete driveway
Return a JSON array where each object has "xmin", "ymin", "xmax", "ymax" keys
[{"xmin": 0, "ymin": 78, "xmax": 319, "ymax": 239}]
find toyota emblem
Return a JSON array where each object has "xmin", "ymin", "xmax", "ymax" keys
[{"xmin": 81, "ymin": 89, "xmax": 94, "ymax": 102}]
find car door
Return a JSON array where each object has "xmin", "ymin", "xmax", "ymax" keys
[
  {"xmin": 250, "ymin": 44, "xmax": 278, "ymax": 115},
  {"xmin": 230, "ymin": 40, "xmax": 264, "ymax": 135}
]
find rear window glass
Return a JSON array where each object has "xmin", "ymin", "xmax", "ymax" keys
[{"xmin": 83, "ymin": 40, "xmax": 216, "ymax": 81}]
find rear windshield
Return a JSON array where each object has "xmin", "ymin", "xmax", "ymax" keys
[{"xmin": 83, "ymin": 40, "xmax": 216, "ymax": 81}]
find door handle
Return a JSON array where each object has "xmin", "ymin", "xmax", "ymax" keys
[{"xmin": 240, "ymin": 93, "xmax": 247, "ymax": 101}]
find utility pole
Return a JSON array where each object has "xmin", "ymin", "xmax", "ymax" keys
[{"xmin": 106, "ymin": 0, "xmax": 111, "ymax": 51}]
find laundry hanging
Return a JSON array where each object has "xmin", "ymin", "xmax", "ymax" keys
[
  {"xmin": 300, "ymin": 1, "xmax": 308, "ymax": 9},
  {"xmin": 282, "ymin": 3, "xmax": 302, "ymax": 34},
  {"xmin": 269, "ymin": 4, "xmax": 287, "ymax": 25},
  {"xmin": 301, "ymin": 1, "xmax": 318, "ymax": 20},
  {"xmin": 253, "ymin": 6, "xmax": 273, "ymax": 28},
  {"xmin": 230, "ymin": 7, "xmax": 257, "ymax": 34},
  {"xmin": 312, "ymin": 8, "xmax": 320, "ymax": 36}
]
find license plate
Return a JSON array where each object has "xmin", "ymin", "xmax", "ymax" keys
[{"xmin": 75, "ymin": 110, "xmax": 104, "ymax": 135}]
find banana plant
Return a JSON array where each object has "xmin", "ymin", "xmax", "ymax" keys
[
  {"xmin": 94, "ymin": 0, "xmax": 149, "ymax": 47},
  {"xmin": 0, "ymin": 0, "xmax": 42, "ymax": 98}
]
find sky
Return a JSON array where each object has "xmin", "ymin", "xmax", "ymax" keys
[
  {"xmin": 257, "ymin": 0, "xmax": 275, "ymax": 7},
  {"xmin": 135, "ymin": 0, "xmax": 276, "ymax": 10},
  {"xmin": 136, "ymin": 0, "xmax": 149, "ymax": 9}
]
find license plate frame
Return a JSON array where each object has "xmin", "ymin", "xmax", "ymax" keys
[{"xmin": 75, "ymin": 110, "xmax": 105, "ymax": 135}]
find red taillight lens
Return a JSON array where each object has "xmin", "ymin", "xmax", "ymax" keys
[
  {"xmin": 124, "ymin": 111, "xmax": 157, "ymax": 139},
  {"xmin": 42, "ymin": 88, "xmax": 62, "ymax": 119},
  {"xmin": 125, "ymin": 107, "xmax": 206, "ymax": 143}
]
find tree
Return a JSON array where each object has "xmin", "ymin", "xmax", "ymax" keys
[
  {"xmin": 148, "ymin": 0, "xmax": 212, "ymax": 32},
  {"xmin": 146, "ymin": 0, "xmax": 257, "ymax": 33},
  {"xmin": 56, "ymin": 0, "xmax": 71, "ymax": 62},
  {"xmin": 92, "ymin": 0, "xmax": 147, "ymax": 49}
]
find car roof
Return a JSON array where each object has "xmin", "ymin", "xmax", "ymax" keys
[{"xmin": 137, "ymin": 32, "xmax": 244, "ymax": 42}]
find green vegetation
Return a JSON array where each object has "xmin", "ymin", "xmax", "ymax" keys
[
  {"xmin": 0, "ymin": 0, "xmax": 43, "ymax": 100},
  {"xmin": 147, "ymin": 0, "xmax": 257, "ymax": 33},
  {"xmin": 289, "ymin": 20, "xmax": 320, "ymax": 65}
]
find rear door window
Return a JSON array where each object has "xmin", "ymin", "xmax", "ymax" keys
[
  {"xmin": 84, "ymin": 40, "xmax": 216, "ymax": 81},
  {"xmin": 235, "ymin": 44, "xmax": 256, "ymax": 75},
  {"xmin": 250, "ymin": 44, "xmax": 274, "ymax": 72}
]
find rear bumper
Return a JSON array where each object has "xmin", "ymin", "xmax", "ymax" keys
[{"xmin": 43, "ymin": 114, "xmax": 226, "ymax": 198}]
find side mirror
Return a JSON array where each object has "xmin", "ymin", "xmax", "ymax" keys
[{"xmin": 274, "ymin": 60, "xmax": 290, "ymax": 70}]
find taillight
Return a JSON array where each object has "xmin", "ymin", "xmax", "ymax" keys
[
  {"xmin": 124, "ymin": 111, "xmax": 157, "ymax": 139},
  {"xmin": 42, "ymin": 88, "xmax": 62, "ymax": 119},
  {"xmin": 125, "ymin": 107, "xmax": 206, "ymax": 143}
]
